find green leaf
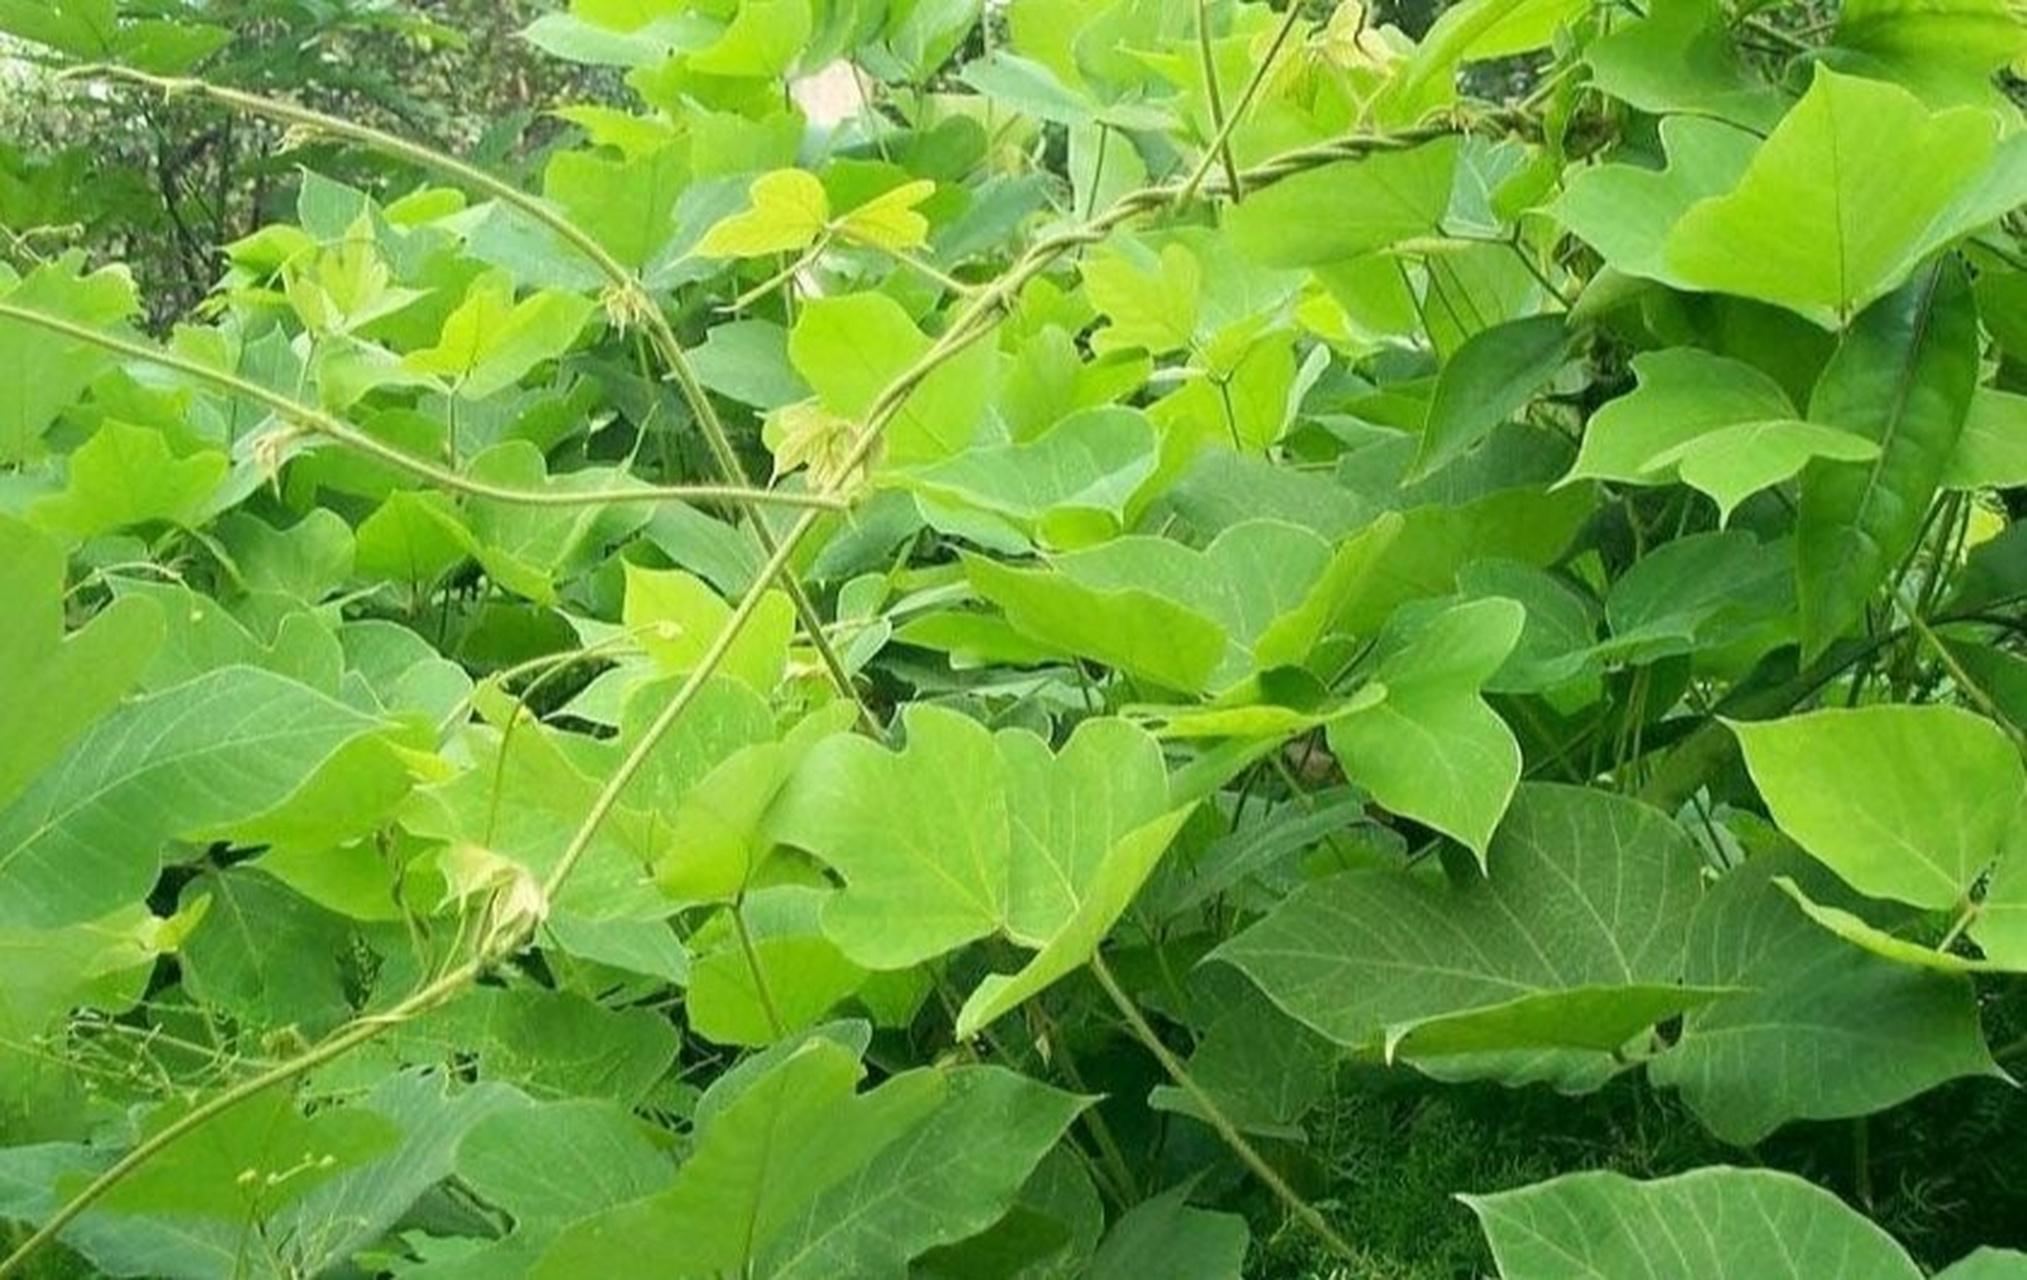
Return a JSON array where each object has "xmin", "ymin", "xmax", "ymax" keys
[
  {"xmin": 1567, "ymin": 348, "xmax": 1877, "ymax": 522},
  {"xmin": 1326, "ymin": 597, "xmax": 1525, "ymax": 861},
  {"xmin": 967, "ymin": 517, "xmax": 1403, "ymax": 694},
  {"xmin": 1465, "ymin": 1167, "xmax": 1924, "ymax": 1279},
  {"xmin": 0, "ymin": 516, "xmax": 162, "ymax": 811},
  {"xmin": 767, "ymin": 705, "xmax": 1011, "ymax": 967},
  {"xmin": 177, "ymin": 868, "xmax": 361, "ymax": 1033},
  {"xmin": 1937, "ymin": 1250, "xmax": 2027, "ymax": 1279},
  {"xmin": 788, "ymin": 292, "xmax": 992, "ymax": 464},
  {"xmin": 954, "ymin": 805, "xmax": 1190, "ymax": 1039},
  {"xmin": 1583, "ymin": 0, "xmax": 1784, "ymax": 129},
  {"xmin": 0, "ymin": 253, "xmax": 140, "ymax": 463},
  {"xmin": 1664, "ymin": 68, "xmax": 2010, "ymax": 325},
  {"xmin": 404, "ymin": 277, "xmax": 595, "ymax": 399},
  {"xmin": 1217, "ymin": 785, "xmax": 1717, "ymax": 1073},
  {"xmin": 393, "ymin": 987, "xmax": 681, "ymax": 1104},
  {"xmin": 1227, "ymin": 140, "xmax": 1459, "ymax": 268},
  {"xmin": 456, "ymin": 1099, "xmax": 673, "ymax": 1230},
  {"xmin": 1828, "ymin": 0, "xmax": 2027, "ymax": 108},
  {"xmin": 1550, "ymin": 116, "xmax": 1760, "ymax": 286},
  {"xmin": 689, "ymin": 0, "xmax": 810, "ymax": 77},
  {"xmin": 0, "ymin": 667, "xmax": 388, "ymax": 928},
  {"xmin": 1384, "ymin": 0, "xmax": 1588, "ymax": 119},
  {"xmin": 757, "ymin": 1066, "xmax": 1086, "ymax": 1278},
  {"xmin": 1411, "ymin": 315, "xmax": 1572, "ymax": 482},
  {"xmin": 542, "ymin": 142, "xmax": 690, "ymax": 272},
  {"xmin": 893, "ymin": 406, "xmax": 1159, "ymax": 547},
  {"xmin": 688, "ymin": 887, "xmax": 867, "ymax": 1046},
  {"xmin": 28, "ymin": 421, "xmax": 228, "ymax": 541},
  {"xmin": 766, "ymin": 709, "xmax": 1182, "ymax": 984},
  {"xmin": 965, "ymin": 553, "xmax": 1229, "ymax": 691},
  {"xmin": 1650, "ymin": 853, "xmax": 1999, "ymax": 1144},
  {"xmin": 622, "ymin": 563, "xmax": 793, "ymax": 693},
  {"xmin": 1943, "ymin": 389, "xmax": 2027, "ymax": 490},
  {"xmin": 1088, "ymin": 1186, "xmax": 1249, "ymax": 1280},
  {"xmin": 1797, "ymin": 261, "xmax": 1980, "ymax": 655},
  {"xmin": 1731, "ymin": 705, "xmax": 2025, "ymax": 917},
  {"xmin": 91, "ymin": 1090, "xmax": 398, "ymax": 1221},
  {"xmin": 534, "ymin": 1040, "xmax": 946, "ymax": 1279}
]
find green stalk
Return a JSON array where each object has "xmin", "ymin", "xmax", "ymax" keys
[
  {"xmin": 1090, "ymin": 953, "xmax": 1358, "ymax": 1263},
  {"xmin": 0, "ymin": 304, "xmax": 841, "ymax": 514}
]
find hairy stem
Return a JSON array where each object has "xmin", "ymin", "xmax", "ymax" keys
[
  {"xmin": 1089, "ymin": 953, "xmax": 1358, "ymax": 1263},
  {"xmin": 0, "ymin": 304, "xmax": 841, "ymax": 513}
]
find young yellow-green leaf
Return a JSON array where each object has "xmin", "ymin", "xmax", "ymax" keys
[
  {"xmin": 533, "ymin": 1039, "xmax": 945, "ymax": 1279},
  {"xmin": 1327, "ymin": 597, "xmax": 1525, "ymax": 861},
  {"xmin": 0, "ymin": 667, "xmax": 388, "ymax": 929},
  {"xmin": 835, "ymin": 179, "xmax": 936, "ymax": 251},
  {"xmin": 1081, "ymin": 242, "xmax": 1203, "ymax": 355},
  {"xmin": 403, "ymin": 277, "xmax": 595, "ymax": 399},
  {"xmin": 1216, "ymin": 785, "xmax": 1716, "ymax": 1075},
  {"xmin": 696, "ymin": 169, "xmax": 831, "ymax": 259},
  {"xmin": 0, "ymin": 516, "xmax": 162, "ymax": 811},
  {"xmin": 1466, "ymin": 1168, "xmax": 1926, "ymax": 1280},
  {"xmin": 1798, "ymin": 262, "xmax": 1979, "ymax": 655},
  {"xmin": 1731, "ymin": 705, "xmax": 2025, "ymax": 913},
  {"xmin": 28, "ymin": 421, "xmax": 228, "ymax": 541},
  {"xmin": 1567, "ymin": 349, "xmax": 1878, "ymax": 523},
  {"xmin": 1664, "ymin": 68, "xmax": 2011, "ymax": 325},
  {"xmin": 765, "ymin": 400, "xmax": 865, "ymax": 491}
]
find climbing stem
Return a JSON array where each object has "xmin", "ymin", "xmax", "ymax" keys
[{"xmin": 1089, "ymin": 953, "xmax": 1359, "ymax": 1264}]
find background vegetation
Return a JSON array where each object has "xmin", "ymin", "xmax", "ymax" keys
[{"xmin": 1, "ymin": 1, "xmax": 2025, "ymax": 1277}]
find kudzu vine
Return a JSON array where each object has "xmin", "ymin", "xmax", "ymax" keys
[{"xmin": 2, "ymin": 1, "xmax": 2026, "ymax": 1277}]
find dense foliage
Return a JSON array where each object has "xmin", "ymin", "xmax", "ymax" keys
[{"xmin": 1, "ymin": 0, "xmax": 2026, "ymax": 1275}]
